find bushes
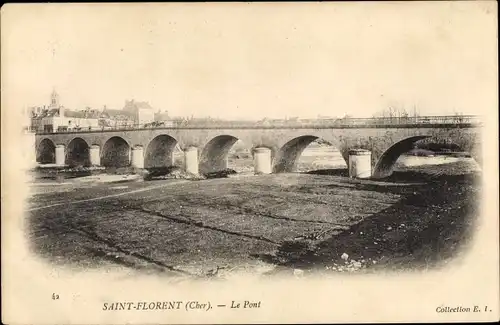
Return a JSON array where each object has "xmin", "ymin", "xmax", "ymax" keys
[
  {"xmin": 143, "ymin": 166, "xmax": 206, "ymax": 181},
  {"xmin": 203, "ymin": 169, "xmax": 237, "ymax": 179},
  {"xmin": 414, "ymin": 141, "xmax": 461, "ymax": 152}
]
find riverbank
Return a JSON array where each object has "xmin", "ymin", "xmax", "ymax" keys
[
  {"xmin": 262, "ymin": 161, "xmax": 481, "ymax": 275},
  {"xmin": 27, "ymin": 158, "xmax": 481, "ymax": 276}
]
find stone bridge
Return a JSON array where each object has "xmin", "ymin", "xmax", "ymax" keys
[{"xmin": 34, "ymin": 122, "xmax": 482, "ymax": 178}]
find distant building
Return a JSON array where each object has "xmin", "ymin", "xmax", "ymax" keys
[
  {"xmin": 63, "ymin": 108, "xmax": 101, "ymax": 131},
  {"xmin": 123, "ymin": 99, "xmax": 155, "ymax": 126},
  {"xmin": 29, "ymin": 91, "xmax": 101, "ymax": 132},
  {"xmin": 154, "ymin": 109, "xmax": 170, "ymax": 122},
  {"xmin": 29, "ymin": 92, "xmax": 172, "ymax": 132},
  {"xmin": 30, "ymin": 107, "xmax": 101, "ymax": 133},
  {"xmin": 99, "ymin": 105, "xmax": 135, "ymax": 128}
]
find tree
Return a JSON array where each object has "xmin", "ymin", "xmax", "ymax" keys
[{"xmin": 373, "ymin": 104, "xmax": 420, "ymax": 121}]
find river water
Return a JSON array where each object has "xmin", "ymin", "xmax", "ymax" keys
[{"xmin": 298, "ymin": 146, "xmax": 480, "ymax": 170}]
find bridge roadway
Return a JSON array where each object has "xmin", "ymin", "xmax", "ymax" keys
[{"xmin": 34, "ymin": 118, "xmax": 482, "ymax": 178}]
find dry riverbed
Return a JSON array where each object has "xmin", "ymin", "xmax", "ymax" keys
[{"xmin": 27, "ymin": 158, "xmax": 480, "ymax": 278}]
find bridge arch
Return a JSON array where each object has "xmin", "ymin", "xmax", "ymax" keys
[
  {"xmin": 370, "ymin": 134, "xmax": 483, "ymax": 178},
  {"xmin": 65, "ymin": 137, "xmax": 90, "ymax": 167},
  {"xmin": 273, "ymin": 135, "xmax": 344, "ymax": 173},
  {"xmin": 144, "ymin": 134, "xmax": 178, "ymax": 168},
  {"xmin": 200, "ymin": 135, "xmax": 240, "ymax": 174},
  {"xmin": 373, "ymin": 135, "xmax": 430, "ymax": 178},
  {"xmin": 101, "ymin": 136, "xmax": 131, "ymax": 168},
  {"xmin": 37, "ymin": 138, "xmax": 56, "ymax": 164}
]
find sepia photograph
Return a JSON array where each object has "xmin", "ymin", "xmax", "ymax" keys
[{"xmin": 2, "ymin": 2, "xmax": 498, "ymax": 324}]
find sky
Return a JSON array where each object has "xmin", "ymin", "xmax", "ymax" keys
[{"xmin": 2, "ymin": 2, "xmax": 498, "ymax": 120}]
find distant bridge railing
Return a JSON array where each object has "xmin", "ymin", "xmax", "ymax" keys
[{"xmin": 32, "ymin": 115, "xmax": 482, "ymax": 135}]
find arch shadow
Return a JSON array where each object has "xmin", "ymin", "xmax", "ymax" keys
[
  {"xmin": 200, "ymin": 135, "xmax": 239, "ymax": 174},
  {"xmin": 66, "ymin": 137, "xmax": 90, "ymax": 167},
  {"xmin": 101, "ymin": 136, "xmax": 131, "ymax": 168},
  {"xmin": 373, "ymin": 136, "xmax": 430, "ymax": 178},
  {"xmin": 37, "ymin": 138, "xmax": 56, "ymax": 164},
  {"xmin": 144, "ymin": 134, "xmax": 178, "ymax": 168}
]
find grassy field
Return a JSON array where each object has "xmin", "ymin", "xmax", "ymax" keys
[{"xmin": 27, "ymin": 152, "xmax": 481, "ymax": 278}]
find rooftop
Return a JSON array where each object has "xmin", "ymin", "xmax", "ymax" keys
[{"xmin": 64, "ymin": 109, "xmax": 101, "ymax": 119}]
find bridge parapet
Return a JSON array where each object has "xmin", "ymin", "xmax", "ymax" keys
[{"xmin": 33, "ymin": 115, "xmax": 482, "ymax": 135}]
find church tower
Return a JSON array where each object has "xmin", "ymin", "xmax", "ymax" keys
[{"xmin": 50, "ymin": 89, "xmax": 60, "ymax": 109}]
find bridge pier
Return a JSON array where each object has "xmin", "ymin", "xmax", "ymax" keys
[
  {"xmin": 184, "ymin": 146, "xmax": 199, "ymax": 175},
  {"xmin": 55, "ymin": 145, "xmax": 65, "ymax": 166},
  {"xmin": 254, "ymin": 147, "xmax": 272, "ymax": 174},
  {"xmin": 89, "ymin": 145, "xmax": 101, "ymax": 166},
  {"xmin": 348, "ymin": 149, "xmax": 372, "ymax": 178},
  {"xmin": 131, "ymin": 146, "xmax": 144, "ymax": 169}
]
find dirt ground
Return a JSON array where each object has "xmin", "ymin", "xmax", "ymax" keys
[{"xmin": 27, "ymin": 157, "xmax": 481, "ymax": 278}]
